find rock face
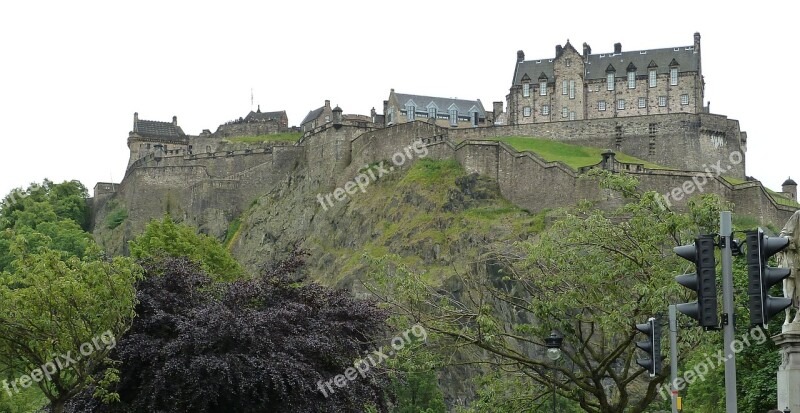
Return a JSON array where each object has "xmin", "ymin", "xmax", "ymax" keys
[{"xmin": 225, "ymin": 156, "xmax": 542, "ymax": 408}]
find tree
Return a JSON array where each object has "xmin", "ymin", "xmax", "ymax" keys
[
  {"xmin": 65, "ymin": 251, "xmax": 392, "ymax": 412},
  {"xmin": 129, "ymin": 215, "xmax": 246, "ymax": 281},
  {"xmin": 365, "ymin": 171, "xmax": 722, "ymax": 413},
  {"xmin": 0, "ymin": 240, "xmax": 141, "ymax": 413}
]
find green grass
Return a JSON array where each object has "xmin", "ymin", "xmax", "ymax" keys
[
  {"xmin": 487, "ymin": 136, "xmax": 667, "ymax": 171},
  {"xmin": 765, "ymin": 188, "xmax": 800, "ymax": 208},
  {"xmin": 721, "ymin": 176, "xmax": 747, "ymax": 185},
  {"xmin": 224, "ymin": 132, "xmax": 301, "ymax": 144}
]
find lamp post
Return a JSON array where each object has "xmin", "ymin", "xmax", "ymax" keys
[{"xmin": 545, "ymin": 331, "xmax": 563, "ymax": 413}]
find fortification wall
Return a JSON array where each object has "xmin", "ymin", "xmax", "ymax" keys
[
  {"xmin": 448, "ymin": 113, "xmax": 746, "ymax": 179},
  {"xmin": 215, "ymin": 121, "xmax": 287, "ymax": 138}
]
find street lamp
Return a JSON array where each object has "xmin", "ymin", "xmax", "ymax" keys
[{"xmin": 545, "ymin": 331, "xmax": 563, "ymax": 413}]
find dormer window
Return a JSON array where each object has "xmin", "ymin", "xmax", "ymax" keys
[
  {"xmin": 649, "ymin": 69, "xmax": 657, "ymax": 87},
  {"xmin": 523, "ymin": 83, "xmax": 531, "ymax": 97},
  {"xmin": 449, "ymin": 109, "xmax": 458, "ymax": 126},
  {"xmin": 628, "ymin": 71, "xmax": 635, "ymax": 89},
  {"xmin": 670, "ymin": 67, "xmax": 678, "ymax": 86},
  {"xmin": 607, "ymin": 73, "xmax": 615, "ymax": 91},
  {"xmin": 540, "ymin": 81, "xmax": 547, "ymax": 96},
  {"xmin": 406, "ymin": 105, "xmax": 415, "ymax": 121},
  {"xmin": 428, "ymin": 108, "xmax": 436, "ymax": 119}
]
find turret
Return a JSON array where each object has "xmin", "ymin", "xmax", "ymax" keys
[
  {"xmin": 332, "ymin": 105, "xmax": 343, "ymax": 129},
  {"xmin": 783, "ymin": 177, "xmax": 797, "ymax": 202}
]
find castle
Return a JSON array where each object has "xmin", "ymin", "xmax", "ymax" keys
[{"xmin": 91, "ymin": 33, "xmax": 798, "ymax": 248}]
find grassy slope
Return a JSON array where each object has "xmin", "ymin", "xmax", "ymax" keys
[
  {"xmin": 223, "ymin": 132, "xmax": 301, "ymax": 144},
  {"xmin": 320, "ymin": 158, "xmax": 547, "ymax": 286},
  {"xmin": 721, "ymin": 176, "xmax": 800, "ymax": 208},
  {"xmin": 488, "ymin": 136, "xmax": 666, "ymax": 170}
]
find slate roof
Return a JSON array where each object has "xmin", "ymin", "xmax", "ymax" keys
[
  {"xmin": 395, "ymin": 93, "xmax": 486, "ymax": 117},
  {"xmin": 512, "ymin": 44, "xmax": 700, "ymax": 85},
  {"xmin": 784, "ymin": 177, "xmax": 797, "ymax": 186},
  {"xmin": 133, "ymin": 119, "xmax": 184, "ymax": 140},
  {"xmin": 301, "ymin": 107, "xmax": 324, "ymax": 125},
  {"xmin": 245, "ymin": 110, "xmax": 286, "ymax": 122}
]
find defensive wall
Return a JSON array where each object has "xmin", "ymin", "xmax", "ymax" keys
[{"xmin": 94, "ymin": 113, "xmax": 793, "ymax": 248}]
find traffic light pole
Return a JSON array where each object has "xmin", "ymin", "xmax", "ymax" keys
[
  {"xmin": 720, "ymin": 211, "xmax": 738, "ymax": 412},
  {"xmin": 669, "ymin": 304, "xmax": 678, "ymax": 413}
]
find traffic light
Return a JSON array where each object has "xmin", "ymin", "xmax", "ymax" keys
[
  {"xmin": 674, "ymin": 235, "xmax": 719, "ymax": 328},
  {"xmin": 635, "ymin": 317, "xmax": 661, "ymax": 377},
  {"xmin": 745, "ymin": 228, "xmax": 791, "ymax": 326}
]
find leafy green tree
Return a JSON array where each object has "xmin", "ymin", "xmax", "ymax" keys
[
  {"xmin": 0, "ymin": 181, "xmax": 94, "ymax": 273},
  {"xmin": 129, "ymin": 215, "xmax": 246, "ymax": 282},
  {"xmin": 366, "ymin": 171, "xmax": 724, "ymax": 413},
  {"xmin": 0, "ymin": 239, "xmax": 142, "ymax": 413}
]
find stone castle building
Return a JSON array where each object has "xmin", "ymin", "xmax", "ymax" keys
[
  {"xmin": 507, "ymin": 33, "xmax": 704, "ymax": 125},
  {"xmin": 384, "ymin": 89, "xmax": 490, "ymax": 128},
  {"xmin": 95, "ymin": 33, "xmax": 797, "ymax": 254}
]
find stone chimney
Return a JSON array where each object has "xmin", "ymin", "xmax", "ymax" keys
[
  {"xmin": 783, "ymin": 177, "xmax": 797, "ymax": 202},
  {"xmin": 493, "ymin": 101, "xmax": 503, "ymax": 118},
  {"xmin": 582, "ymin": 42, "xmax": 591, "ymax": 58},
  {"xmin": 370, "ymin": 107, "xmax": 377, "ymax": 123},
  {"xmin": 694, "ymin": 32, "xmax": 701, "ymax": 54},
  {"xmin": 324, "ymin": 100, "xmax": 330, "ymax": 109},
  {"xmin": 133, "ymin": 112, "xmax": 139, "ymax": 132},
  {"xmin": 555, "ymin": 45, "xmax": 563, "ymax": 57},
  {"xmin": 172, "ymin": 116, "xmax": 177, "ymax": 126},
  {"xmin": 517, "ymin": 50, "xmax": 525, "ymax": 62},
  {"xmin": 614, "ymin": 43, "xmax": 622, "ymax": 54}
]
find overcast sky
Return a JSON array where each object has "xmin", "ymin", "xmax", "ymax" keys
[{"xmin": 0, "ymin": 1, "xmax": 795, "ymax": 200}]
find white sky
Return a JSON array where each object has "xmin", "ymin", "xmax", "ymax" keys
[{"xmin": 0, "ymin": 1, "xmax": 796, "ymax": 199}]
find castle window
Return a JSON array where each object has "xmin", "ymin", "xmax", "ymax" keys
[
  {"xmin": 542, "ymin": 105, "xmax": 550, "ymax": 115},
  {"xmin": 540, "ymin": 81, "xmax": 547, "ymax": 96},
  {"xmin": 569, "ymin": 111, "xmax": 576, "ymax": 121},
  {"xmin": 658, "ymin": 96, "xmax": 667, "ymax": 107},
  {"xmin": 670, "ymin": 67, "xmax": 678, "ymax": 85},
  {"xmin": 607, "ymin": 73, "xmax": 615, "ymax": 91},
  {"xmin": 325, "ymin": 115, "xmax": 330, "ymax": 123},
  {"xmin": 598, "ymin": 101, "xmax": 606, "ymax": 111},
  {"xmin": 523, "ymin": 83, "xmax": 531, "ymax": 97},
  {"xmin": 561, "ymin": 107, "xmax": 568, "ymax": 118},
  {"xmin": 449, "ymin": 109, "xmax": 457, "ymax": 126},
  {"xmin": 406, "ymin": 105, "xmax": 415, "ymax": 121},
  {"xmin": 681, "ymin": 94, "xmax": 689, "ymax": 105},
  {"xmin": 523, "ymin": 106, "xmax": 531, "ymax": 117},
  {"xmin": 388, "ymin": 107, "xmax": 395, "ymax": 124},
  {"xmin": 628, "ymin": 71, "xmax": 636, "ymax": 89},
  {"xmin": 617, "ymin": 99, "xmax": 625, "ymax": 110},
  {"xmin": 649, "ymin": 69, "xmax": 657, "ymax": 87},
  {"xmin": 562, "ymin": 80, "xmax": 568, "ymax": 95},
  {"xmin": 566, "ymin": 58, "xmax": 572, "ymax": 67},
  {"xmin": 569, "ymin": 80, "xmax": 575, "ymax": 99},
  {"xmin": 429, "ymin": 108, "xmax": 437, "ymax": 119},
  {"xmin": 638, "ymin": 97, "xmax": 646, "ymax": 108}
]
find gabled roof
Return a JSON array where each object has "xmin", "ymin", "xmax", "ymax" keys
[
  {"xmin": 133, "ymin": 119, "xmax": 184, "ymax": 140},
  {"xmin": 245, "ymin": 109, "xmax": 286, "ymax": 123},
  {"xmin": 512, "ymin": 43, "xmax": 700, "ymax": 85},
  {"xmin": 301, "ymin": 106, "xmax": 324, "ymax": 125},
  {"xmin": 585, "ymin": 46, "xmax": 699, "ymax": 80},
  {"xmin": 395, "ymin": 92, "xmax": 486, "ymax": 117}
]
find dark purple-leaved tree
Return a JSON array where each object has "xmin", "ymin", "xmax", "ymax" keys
[{"xmin": 66, "ymin": 251, "xmax": 390, "ymax": 413}]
